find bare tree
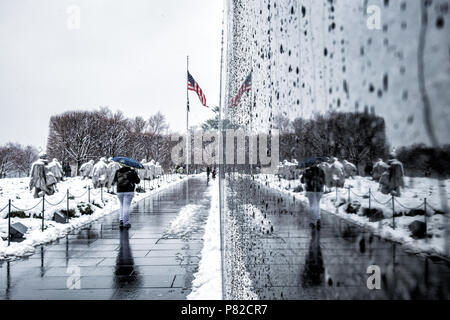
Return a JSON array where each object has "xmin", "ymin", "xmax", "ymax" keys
[
  {"xmin": 0, "ymin": 143, "xmax": 38, "ymax": 178},
  {"xmin": 46, "ymin": 108, "xmax": 175, "ymax": 172},
  {"xmin": 132, "ymin": 116, "xmax": 147, "ymax": 133},
  {"xmin": 15, "ymin": 144, "xmax": 39, "ymax": 176},
  {"xmin": 0, "ymin": 144, "xmax": 15, "ymax": 178},
  {"xmin": 145, "ymin": 112, "xmax": 169, "ymax": 162},
  {"xmin": 47, "ymin": 111, "xmax": 101, "ymax": 173},
  {"xmin": 288, "ymin": 111, "xmax": 387, "ymax": 170},
  {"xmin": 273, "ymin": 114, "xmax": 292, "ymax": 133},
  {"xmin": 148, "ymin": 112, "xmax": 168, "ymax": 136},
  {"xmin": 127, "ymin": 116, "xmax": 148, "ymax": 159},
  {"xmin": 97, "ymin": 110, "xmax": 131, "ymax": 157}
]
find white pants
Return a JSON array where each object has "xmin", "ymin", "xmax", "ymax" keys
[
  {"xmin": 117, "ymin": 192, "xmax": 134, "ymax": 225},
  {"xmin": 306, "ymin": 192, "xmax": 323, "ymax": 222}
]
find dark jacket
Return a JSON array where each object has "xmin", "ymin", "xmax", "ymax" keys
[
  {"xmin": 301, "ymin": 166, "xmax": 326, "ymax": 192},
  {"xmin": 113, "ymin": 167, "xmax": 141, "ymax": 193}
]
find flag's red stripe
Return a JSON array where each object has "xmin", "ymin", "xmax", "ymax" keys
[{"xmin": 187, "ymin": 74, "xmax": 207, "ymax": 107}]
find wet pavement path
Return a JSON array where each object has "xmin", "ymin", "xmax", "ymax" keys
[
  {"xmin": 225, "ymin": 176, "xmax": 450, "ymax": 299},
  {"xmin": 0, "ymin": 176, "xmax": 211, "ymax": 300}
]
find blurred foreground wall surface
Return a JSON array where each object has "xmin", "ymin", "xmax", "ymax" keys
[
  {"xmin": 225, "ymin": 0, "xmax": 450, "ymax": 148},
  {"xmin": 223, "ymin": 0, "xmax": 450, "ymax": 298}
]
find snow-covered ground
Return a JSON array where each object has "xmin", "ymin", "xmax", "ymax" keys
[
  {"xmin": 164, "ymin": 204, "xmax": 205, "ymax": 239},
  {"xmin": 0, "ymin": 174, "xmax": 185, "ymax": 260},
  {"xmin": 188, "ymin": 180, "xmax": 223, "ymax": 300},
  {"xmin": 253, "ymin": 174, "xmax": 450, "ymax": 259}
]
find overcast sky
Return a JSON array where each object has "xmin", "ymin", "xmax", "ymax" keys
[{"xmin": 0, "ymin": 0, "xmax": 223, "ymax": 150}]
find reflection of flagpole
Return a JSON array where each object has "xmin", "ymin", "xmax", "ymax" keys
[
  {"xmin": 186, "ymin": 55, "xmax": 190, "ymax": 176},
  {"xmin": 250, "ymin": 74, "xmax": 255, "ymax": 176},
  {"xmin": 186, "ymin": 55, "xmax": 190, "ymax": 205},
  {"xmin": 218, "ymin": 6, "xmax": 225, "ymax": 300}
]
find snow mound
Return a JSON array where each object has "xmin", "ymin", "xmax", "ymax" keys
[
  {"xmin": 164, "ymin": 204, "xmax": 204, "ymax": 239},
  {"xmin": 188, "ymin": 181, "xmax": 223, "ymax": 300}
]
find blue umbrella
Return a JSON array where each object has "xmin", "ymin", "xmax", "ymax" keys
[
  {"xmin": 298, "ymin": 156, "xmax": 329, "ymax": 169},
  {"xmin": 112, "ymin": 156, "xmax": 144, "ymax": 169}
]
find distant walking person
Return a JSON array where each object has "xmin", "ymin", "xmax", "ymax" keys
[
  {"xmin": 206, "ymin": 166, "xmax": 211, "ymax": 179},
  {"xmin": 301, "ymin": 164, "xmax": 326, "ymax": 229},
  {"xmin": 113, "ymin": 165, "xmax": 141, "ymax": 230},
  {"xmin": 63, "ymin": 162, "xmax": 72, "ymax": 178}
]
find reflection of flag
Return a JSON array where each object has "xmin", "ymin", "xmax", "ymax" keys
[
  {"xmin": 187, "ymin": 71, "xmax": 207, "ymax": 108},
  {"xmin": 232, "ymin": 71, "xmax": 252, "ymax": 106}
]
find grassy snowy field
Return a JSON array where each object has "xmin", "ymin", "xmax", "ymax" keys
[
  {"xmin": 253, "ymin": 174, "xmax": 450, "ymax": 259},
  {"xmin": 0, "ymin": 174, "xmax": 185, "ymax": 259}
]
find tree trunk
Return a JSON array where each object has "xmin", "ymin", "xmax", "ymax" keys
[{"xmin": 77, "ymin": 160, "xmax": 82, "ymax": 176}]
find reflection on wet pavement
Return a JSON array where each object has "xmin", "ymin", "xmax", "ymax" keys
[
  {"xmin": 0, "ymin": 177, "xmax": 211, "ymax": 300},
  {"xmin": 225, "ymin": 176, "xmax": 450, "ymax": 299},
  {"xmin": 302, "ymin": 228, "xmax": 324, "ymax": 288},
  {"xmin": 113, "ymin": 229, "xmax": 142, "ymax": 299}
]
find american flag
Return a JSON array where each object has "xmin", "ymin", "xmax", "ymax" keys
[
  {"xmin": 232, "ymin": 71, "xmax": 252, "ymax": 106},
  {"xmin": 187, "ymin": 71, "xmax": 207, "ymax": 108}
]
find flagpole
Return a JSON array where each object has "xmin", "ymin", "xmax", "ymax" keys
[
  {"xmin": 186, "ymin": 55, "xmax": 190, "ymax": 177},
  {"xmin": 186, "ymin": 55, "xmax": 190, "ymax": 206}
]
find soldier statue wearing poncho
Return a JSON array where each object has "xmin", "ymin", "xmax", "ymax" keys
[{"xmin": 29, "ymin": 153, "xmax": 58, "ymax": 198}]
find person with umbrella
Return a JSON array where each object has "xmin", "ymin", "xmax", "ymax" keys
[
  {"xmin": 300, "ymin": 157, "xmax": 326, "ymax": 229},
  {"xmin": 112, "ymin": 157, "xmax": 142, "ymax": 230}
]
